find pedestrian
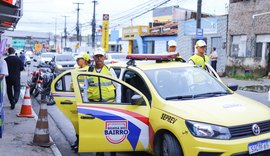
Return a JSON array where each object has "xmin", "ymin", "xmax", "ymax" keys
[
  {"xmin": 189, "ymin": 40, "xmax": 209, "ymax": 69},
  {"xmin": 209, "ymin": 47, "xmax": 218, "ymax": 71},
  {"xmin": 5, "ymin": 47, "xmax": 24, "ymax": 110},
  {"xmin": 19, "ymin": 51, "xmax": 26, "ymax": 67},
  {"xmin": 0, "ymin": 54, "xmax": 8, "ymax": 138},
  {"xmin": 167, "ymin": 40, "xmax": 177, "ymax": 53}
]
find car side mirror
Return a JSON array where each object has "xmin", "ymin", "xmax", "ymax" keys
[
  {"xmin": 131, "ymin": 94, "xmax": 145, "ymax": 105},
  {"xmin": 227, "ymin": 83, "xmax": 238, "ymax": 91}
]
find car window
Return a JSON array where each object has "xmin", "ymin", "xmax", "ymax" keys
[
  {"xmin": 54, "ymin": 73, "xmax": 73, "ymax": 92},
  {"xmin": 123, "ymin": 70, "xmax": 152, "ymax": 102},
  {"xmin": 56, "ymin": 55, "xmax": 75, "ymax": 61},
  {"xmin": 77, "ymin": 74, "xmax": 146, "ymax": 105},
  {"xmin": 144, "ymin": 67, "xmax": 230, "ymax": 100},
  {"xmin": 111, "ymin": 67, "xmax": 121, "ymax": 78}
]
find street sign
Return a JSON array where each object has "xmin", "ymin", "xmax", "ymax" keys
[
  {"xmin": 196, "ymin": 28, "xmax": 204, "ymax": 39},
  {"xmin": 102, "ymin": 14, "xmax": 109, "ymax": 52}
]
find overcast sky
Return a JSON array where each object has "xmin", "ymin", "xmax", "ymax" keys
[{"xmin": 16, "ymin": 0, "xmax": 229, "ymax": 35}]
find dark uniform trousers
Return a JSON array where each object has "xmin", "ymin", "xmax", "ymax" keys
[{"xmin": 6, "ymin": 77, "xmax": 21, "ymax": 106}]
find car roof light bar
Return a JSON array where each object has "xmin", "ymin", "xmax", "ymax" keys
[{"xmin": 126, "ymin": 52, "xmax": 179, "ymax": 60}]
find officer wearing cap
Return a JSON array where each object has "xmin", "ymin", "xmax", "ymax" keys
[
  {"xmin": 87, "ymin": 48, "xmax": 121, "ymax": 103},
  {"xmin": 167, "ymin": 40, "xmax": 177, "ymax": 53},
  {"xmin": 189, "ymin": 40, "xmax": 209, "ymax": 69},
  {"xmin": 76, "ymin": 52, "xmax": 91, "ymax": 70}
]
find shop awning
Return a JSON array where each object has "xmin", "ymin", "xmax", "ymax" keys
[{"xmin": 0, "ymin": 0, "xmax": 23, "ymax": 32}]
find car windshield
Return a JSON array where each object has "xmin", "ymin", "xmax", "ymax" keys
[
  {"xmin": 41, "ymin": 53, "xmax": 55, "ymax": 58},
  {"xmin": 56, "ymin": 55, "xmax": 75, "ymax": 61},
  {"xmin": 144, "ymin": 67, "xmax": 231, "ymax": 100}
]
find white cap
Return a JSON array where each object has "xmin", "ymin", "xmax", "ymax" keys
[
  {"xmin": 94, "ymin": 47, "xmax": 105, "ymax": 56},
  {"xmin": 168, "ymin": 40, "xmax": 177, "ymax": 47},
  {"xmin": 195, "ymin": 40, "xmax": 207, "ymax": 48}
]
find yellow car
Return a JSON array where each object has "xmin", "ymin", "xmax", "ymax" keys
[{"xmin": 51, "ymin": 53, "xmax": 270, "ymax": 155}]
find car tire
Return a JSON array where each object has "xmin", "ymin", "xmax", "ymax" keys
[{"xmin": 154, "ymin": 133, "xmax": 183, "ymax": 156}]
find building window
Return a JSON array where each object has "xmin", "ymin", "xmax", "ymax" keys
[
  {"xmin": 255, "ymin": 43, "xmax": 262, "ymax": 57},
  {"xmin": 230, "ymin": 35, "xmax": 247, "ymax": 57},
  {"xmin": 146, "ymin": 41, "xmax": 155, "ymax": 54}
]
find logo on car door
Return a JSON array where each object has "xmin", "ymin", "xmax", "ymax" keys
[{"xmin": 104, "ymin": 120, "xmax": 129, "ymax": 144}]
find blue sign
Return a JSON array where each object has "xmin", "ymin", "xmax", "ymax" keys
[
  {"xmin": 184, "ymin": 17, "xmax": 217, "ymax": 35},
  {"xmin": 196, "ymin": 28, "xmax": 204, "ymax": 39}
]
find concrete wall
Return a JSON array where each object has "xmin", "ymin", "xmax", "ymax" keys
[
  {"xmin": 178, "ymin": 16, "xmax": 228, "ymax": 74},
  {"xmin": 227, "ymin": 0, "xmax": 270, "ymax": 76}
]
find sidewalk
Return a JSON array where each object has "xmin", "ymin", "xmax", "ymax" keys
[
  {"xmin": 221, "ymin": 77, "xmax": 270, "ymax": 87},
  {"xmin": 0, "ymin": 93, "xmax": 56, "ymax": 155}
]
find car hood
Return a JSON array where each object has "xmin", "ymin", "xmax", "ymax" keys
[{"xmin": 159, "ymin": 93, "xmax": 270, "ymax": 126}]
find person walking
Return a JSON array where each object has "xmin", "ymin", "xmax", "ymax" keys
[
  {"xmin": 19, "ymin": 51, "xmax": 26, "ymax": 67},
  {"xmin": 5, "ymin": 47, "xmax": 24, "ymax": 110},
  {"xmin": 209, "ymin": 47, "xmax": 218, "ymax": 71},
  {"xmin": 189, "ymin": 40, "xmax": 209, "ymax": 69}
]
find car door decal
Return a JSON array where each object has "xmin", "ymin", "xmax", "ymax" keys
[{"xmin": 77, "ymin": 105, "xmax": 149, "ymax": 150}]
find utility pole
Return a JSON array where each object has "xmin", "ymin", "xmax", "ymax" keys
[
  {"xmin": 92, "ymin": 0, "xmax": 97, "ymax": 48},
  {"xmin": 53, "ymin": 17, "xmax": 57, "ymax": 49},
  {"xmin": 63, "ymin": 16, "xmax": 68, "ymax": 48},
  {"xmin": 196, "ymin": 0, "xmax": 202, "ymax": 29},
  {"xmin": 73, "ymin": 3, "xmax": 83, "ymax": 43}
]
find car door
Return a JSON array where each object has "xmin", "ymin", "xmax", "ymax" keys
[
  {"xmin": 73, "ymin": 72, "xmax": 151, "ymax": 153},
  {"xmin": 51, "ymin": 70, "xmax": 79, "ymax": 134}
]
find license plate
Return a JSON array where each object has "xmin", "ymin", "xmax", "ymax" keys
[{"xmin": 248, "ymin": 139, "xmax": 270, "ymax": 154}]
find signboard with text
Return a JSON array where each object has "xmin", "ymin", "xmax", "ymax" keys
[
  {"xmin": 102, "ymin": 14, "xmax": 109, "ymax": 52},
  {"xmin": 184, "ymin": 18, "xmax": 217, "ymax": 35}
]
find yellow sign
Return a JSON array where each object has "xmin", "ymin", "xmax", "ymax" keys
[
  {"xmin": 122, "ymin": 26, "xmax": 149, "ymax": 40},
  {"xmin": 102, "ymin": 14, "xmax": 109, "ymax": 52},
  {"xmin": 35, "ymin": 44, "xmax": 42, "ymax": 51}
]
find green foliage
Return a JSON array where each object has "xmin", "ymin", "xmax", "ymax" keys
[{"xmin": 228, "ymin": 73, "xmax": 259, "ymax": 80}]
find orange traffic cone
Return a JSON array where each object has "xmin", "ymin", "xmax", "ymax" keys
[
  {"xmin": 32, "ymin": 101, "xmax": 53, "ymax": 147},
  {"xmin": 17, "ymin": 86, "xmax": 34, "ymax": 118}
]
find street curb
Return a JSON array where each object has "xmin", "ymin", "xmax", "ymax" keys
[{"xmin": 32, "ymin": 107, "xmax": 62, "ymax": 156}]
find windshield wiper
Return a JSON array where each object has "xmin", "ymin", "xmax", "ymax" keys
[
  {"xmin": 165, "ymin": 95, "xmax": 194, "ymax": 100},
  {"xmin": 193, "ymin": 91, "xmax": 230, "ymax": 98}
]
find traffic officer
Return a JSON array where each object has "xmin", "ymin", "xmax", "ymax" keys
[
  {"xmin": 88, "ymin": 48, "xmax": 121, "ymax": 103},
  {"xmin": 70, "ymin": 52, "xmax": 91, "ymax": 91},
  {"xmin": 189, "ymin": 40, "xmax": 209, "ymax": 69},
  {"xmin": 167, "ymin": 40, "xmax": 177, "ymax": 53}
]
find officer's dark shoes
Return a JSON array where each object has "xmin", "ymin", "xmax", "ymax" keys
[
  {"xmin": 96, "ymin": 152, "xmax": 105, "ymax": 156},
  {"xmin": 72, "ymin": 145, "xmax": 78, "ymax": 153}
]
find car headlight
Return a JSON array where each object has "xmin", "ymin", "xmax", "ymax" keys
[
  {"xmin": 56, "ymin": 64, "xmax": 63, "ymax": 69},
  {"xmin": 186, "ymin": 121, "xmax": 231, "ymax": 140}
]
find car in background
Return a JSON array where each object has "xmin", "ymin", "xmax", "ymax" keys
[
  {"xmin": 52, "ymin": 53, "xmax": 76, "ymax": 73},
  {"xmin": 39, "ymin": 52, "xmax": 56, "ymax": 64},
  {"xmin": 104, "ymin": 52, "xmax": 127, "ymax": 64},
  {"xmin": 25, "ymin": 50, "xmax": 34, "ymax": 59}
]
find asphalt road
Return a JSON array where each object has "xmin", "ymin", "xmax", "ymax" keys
[{"xmin": 23, "ymin": 57, "xmax": 270, "ymax": 156}]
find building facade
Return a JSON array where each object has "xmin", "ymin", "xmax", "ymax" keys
[
  {"xmin": 227, "ymin": 0, "xmax": 270, "ymax": 76},
  {"xmin": 178, "ymin": 16, "xmax": 228, "ymax": 74}
]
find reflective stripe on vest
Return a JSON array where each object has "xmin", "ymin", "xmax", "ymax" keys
[
  {"xmin": 87, "ymin": 66, "xmax": 115, "ymax": 102},
  {"xmin": 189, "ymin": 54, "xmax": 209, "ymax": 69}
]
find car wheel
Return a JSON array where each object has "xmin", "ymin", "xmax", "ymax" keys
[{"xmin": 155, "ymin": 133, "xmax": 183, "ymax": 156}]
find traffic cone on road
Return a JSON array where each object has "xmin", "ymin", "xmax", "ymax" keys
[
  {"xmin": 32, "ymin": 101, "xmax": 53, "ymax": 147},
  {"xmin": 17, "ymin": 86, "xmax": 34, "ymax": 118}
]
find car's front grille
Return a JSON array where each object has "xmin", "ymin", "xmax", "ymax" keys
[{"xmin": 229, "ymin": 120, "xmax": 270, "ymax": 139}]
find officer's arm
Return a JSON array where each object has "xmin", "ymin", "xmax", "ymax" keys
[{"xmin": 110, "ymin": 68, "xmax": 121, "ymax": 103}]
